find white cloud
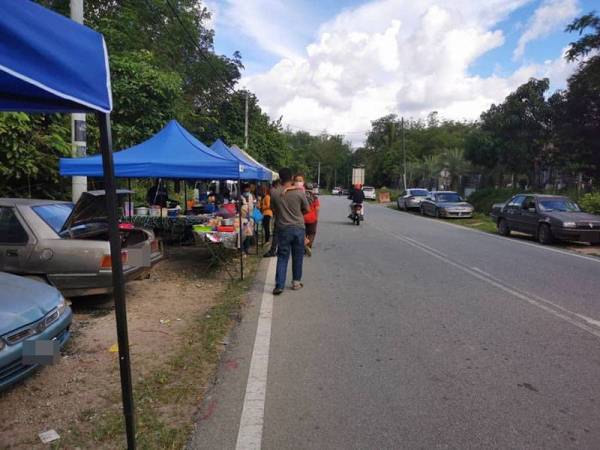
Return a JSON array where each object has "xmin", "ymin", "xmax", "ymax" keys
[
  {"xmin": 232, "ymin": 0, "xmax": 578, "ymax": 145},
  {"xmin": 513, "ymin": 0, "xmax": 580, "ymax": 60},
  {"xmin": 216, "ymin": 0, "xmax": 316, "ymax": 58}
]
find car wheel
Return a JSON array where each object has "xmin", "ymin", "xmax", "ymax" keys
[
  {"xmin": 498, "ymin": 219, "xmax": 511, "ymax": 236},
  {"xmin": 538, "ymin": 223, "xmax": 553, "ymax": 245},
  {"xmin": 420, "ymin": 205, "xmax": 425, "ymax": 216}
]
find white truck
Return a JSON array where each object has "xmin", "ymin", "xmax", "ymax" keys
[{"xmin": 351, "ymin": 167, "xmax": 365, "ymax": 186}]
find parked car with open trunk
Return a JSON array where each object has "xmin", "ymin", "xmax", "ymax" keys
[{"xmin": 0, "ymin": 190, "xmax": 163, "ymax": 297}]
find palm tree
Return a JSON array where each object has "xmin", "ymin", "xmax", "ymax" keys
[
  {"xmin": 422, "ymin": 154, "xmax": 441, "ymax": 190},
  {"xmin": 443, "ymin": 148, "xmax": 470, "ymax": 191}
]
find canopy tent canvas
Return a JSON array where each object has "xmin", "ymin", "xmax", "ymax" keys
[
  {"xmin": 0, "ymin": 1, "xmax": 133, "ymax": 447},
  {"xmin": 210, "ymin": 139, "xmax": 271, "ymax": 181},
  {"xmin": 60, "ymin": 120, "xmax": 249, "ymax": 180},
  {"xmin": 230, "ymin": 144, "xmax": 279, "ymax": 181},
  {"xmin": 0, "ymin": 0, "xmax": 111, "ymax": 113}
]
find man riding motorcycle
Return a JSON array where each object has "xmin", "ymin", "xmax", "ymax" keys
[{"xmin": 348, "ymin": 184, "xmax": 365, "ymax": 220}]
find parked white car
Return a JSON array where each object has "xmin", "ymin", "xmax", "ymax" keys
[
  {"xmin": 363, "ymin": 186, "xmax": 376, "ymax": 200},
  {"xmin": 397, "ymin": 188, "xmax": 430, "ymax": 210}
]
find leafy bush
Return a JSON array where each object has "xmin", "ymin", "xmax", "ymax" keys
[
  {"xmin": 467, "ymin": 188, "xmax": 520, "ymax": 214},
  {"xmin": 579, "ymin": 192, "xmax": 600, "ymax": 215}
]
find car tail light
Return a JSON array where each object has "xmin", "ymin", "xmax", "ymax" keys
[
  {"xmin": 119, "ymin": 222, "xmax": 135, "ymax": 231},
  {"xmin": 150, "ymin": 239, "xmax": 159, "ymax": 253},
  {"xmin": 100, "ymin": 251, "xmax": 128, "ymax": 269}
]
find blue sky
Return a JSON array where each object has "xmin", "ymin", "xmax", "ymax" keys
[{"xmin": 206, "ymin": 0, "xmax": 596, "ymax": 142}]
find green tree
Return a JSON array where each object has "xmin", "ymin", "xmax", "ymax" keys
[
  {"xmin": 555, "ymin": 12, "xmax": 600, "ymax": 179},
  {"xmin": 477, "ymin": 78, "xmax": 552, "ymax": 187},
  {"xmin": 105, "ymin": 51, "xmax": 186, "ymax": 150},
  {"xmin": 443, "ymin": 148, "xmax": 470, "ymax": 191},
  {"xmin": 0, "ymin": 113, "xmax": 70, "ymax": 198}
]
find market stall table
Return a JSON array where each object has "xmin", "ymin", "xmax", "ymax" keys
[
  {"xmin": 124, "ymin": 214, "xmax": 213, "ymax": 244},
  {"xmin": 192, "ymin": 229, "xmax": 239, "ymax": 279}
]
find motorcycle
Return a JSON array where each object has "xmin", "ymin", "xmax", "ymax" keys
[{"xmin": 350, "ymin": 203, "xmax": 363, "ymax": 226}]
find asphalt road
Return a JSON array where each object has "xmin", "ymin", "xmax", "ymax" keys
[{"xmin": 189, "ymin": 196, "xmax": 600, "ymax": 450}]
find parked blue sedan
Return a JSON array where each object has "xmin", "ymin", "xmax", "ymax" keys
[{"xmin": 0, "ymin": 272, "xmax": 72, "ymax": 390}]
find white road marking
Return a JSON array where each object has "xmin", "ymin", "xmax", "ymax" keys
[
  {"xmin": 235, "ymin": 258, "xmax": 276, "ymax": 450},
  {"xmin": 575, "ymin": 313, "xmax": 600, "ymax": 329},
  {"xmin": 379, "ymin": 204, "xmax": 600, "ymax": 264},
  {"xmin": 372, "ymin": 224, "xmax": 600, "ymax": 340}
]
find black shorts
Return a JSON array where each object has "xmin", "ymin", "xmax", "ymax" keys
[{"xmin": 305, "ymin": 222, "xmax": 317, "ymax": 235}]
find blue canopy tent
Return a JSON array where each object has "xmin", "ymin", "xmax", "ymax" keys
[
  {"xmin": 60, "ymin": 120, "xmax": 247, "ymax": 179},
  {"xmin": 0, "ymin": 1, "xmax": 134, "ymax": 447},
  {"xmin": 210, "ymin": 138, "xmax": 271, "ymax": 181}
]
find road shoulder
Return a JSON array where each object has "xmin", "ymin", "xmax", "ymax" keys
[{"xmin": 187, "ymin": 256, "xmax": 273, "ymax": 450}]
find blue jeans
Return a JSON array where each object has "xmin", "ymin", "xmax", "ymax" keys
[{"xmin": 275, "ymin": 226, "xmax": 305, "ymax": 289}]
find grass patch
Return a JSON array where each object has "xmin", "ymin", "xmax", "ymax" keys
[
  {"xmin": 451, "ymin": 213, "xmax": 497, "ymax": 233},
  {"xmin": 387, "ymin": 204, "xmax": 497, "ymax": 234},
  {"xmin": 59, "ymin": 256, "xmax": 261, "ymax": 450}
]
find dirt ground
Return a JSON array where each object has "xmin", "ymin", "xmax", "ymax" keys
[{"xmin": 0, "ymin": 246, "xmax": 234, "ymax": 449}]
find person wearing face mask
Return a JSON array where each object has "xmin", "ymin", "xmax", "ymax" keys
[{"xmin": 293, "ymin": 174, "xmax": 306, "ymax": 191}]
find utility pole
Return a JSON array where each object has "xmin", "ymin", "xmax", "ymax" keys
[
  {"xmin": 317, "ymin": 161, "xmax": 321, "ymax": 189},
  {"xmin": 71, "ymin": 0, "xmax": 87, "ymax": 202},
  {"xmin": 402, "ymin": 116, "xmax": 407, "ymax": 190},
  {"xmin": 244, "ymin": 90, "xmax": 249, "ymax": 150}
]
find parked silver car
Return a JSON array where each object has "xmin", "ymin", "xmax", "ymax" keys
[
  {"xmin": 420, "ymin": 191, "xmax": 474, "ymax": 218},
  {"xmin": 0, "ymin": 191, "xmax": 163, "ymax": 297},
  {"xmin": 397, "ymin": 188, "xmax": 430, "ymax": 210}
]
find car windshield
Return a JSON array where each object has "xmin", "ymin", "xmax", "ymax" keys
[
  {"xmin": 436, "ymin": 193, "xmax": 462, "ymax": 202},
  {"xmin": 410, "ymin": 189, "xmax": 429, "ymax": 197},
  {"xmin": 538, "ymin": 199, "xmax": 581, "ymax": 212},
  {"xmin": 33, "ymin": 204, "xmax": 74, "ymax": 233}
]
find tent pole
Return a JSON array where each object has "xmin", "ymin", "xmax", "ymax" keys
[
  {"xmin": 255, "ymin": 181, "xmax": 259, "ymax": 256},
  {"xmin": 184, "ymin": 181, "xmax": 187, "ymax": 214},
  {"xmin": 127, "ymin": 178, "xmax": 132, "ymax": 218},
  {"xmin": 98, "ymin": 113, "xmax": 136, "ymax": 450},
  {"xmin": 238, "ymin": 178, "xmax": 244, "ymax": 280}
]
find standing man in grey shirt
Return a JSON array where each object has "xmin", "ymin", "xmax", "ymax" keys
[{"xmin": 270, "ymin": 167, "xmax": 309, "ymax": 295}]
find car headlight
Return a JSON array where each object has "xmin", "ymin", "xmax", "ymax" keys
[
  {"xmin": 57, "ymin": 295, "xmax": 66, "ymax": 316},
  {"xmin": 563, "ymin": 221, "xmax": 576, "ymax": 228}
]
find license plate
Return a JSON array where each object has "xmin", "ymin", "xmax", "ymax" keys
[{"xmin": 22, "ymin": 340, "xmax": 60, "ymax": 365}]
